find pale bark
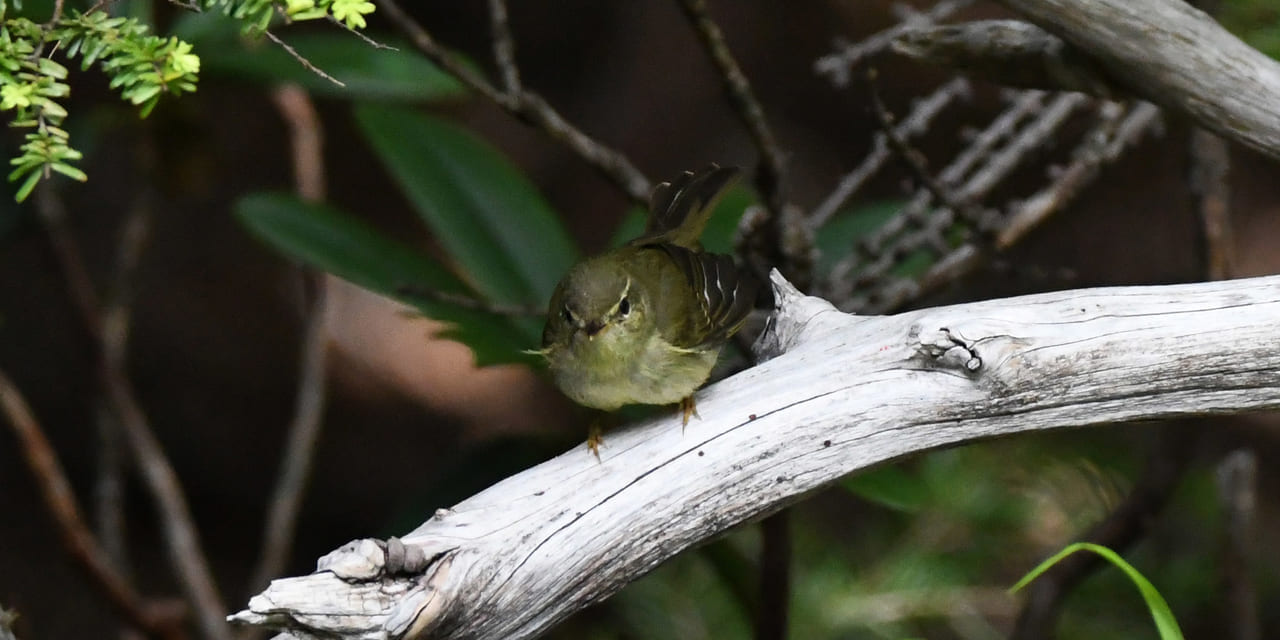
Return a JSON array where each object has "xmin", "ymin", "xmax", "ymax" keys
[
  {"xmin": 231, "ymin": 271, "xmax": 1280, "ymax": 640},
  {"xmin": 997, "ymin": 0, "xmax": 1280, "ymax": 159}
]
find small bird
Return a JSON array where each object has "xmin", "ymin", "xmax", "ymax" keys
[{"xmin": 535, "ymin": 164, "xmax": 757, "ymax": 455}]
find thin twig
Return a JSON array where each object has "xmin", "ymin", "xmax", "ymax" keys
[
  {"xmin": 375, "ymin": 0, "xmax": 651, "ymax": 204},
  {"xmin": 94, "ymin": 402, "xmax": 129, "ymax": 572},
  {"xmin": 35, "ymin": 184, "xmax": 232, "ymax": 640},
  {"xmin": 1189, "ymin": 129, "xmax": 1234, "ymax": 280},
  {"xmin": 814, "ymin": 0, "xmax": 975, "ymax": 87},
  {"xmin": 486, "ymin": 0, "xmax": 521, "ymax": 95},
  {"xmin": 824, "ymin": 89, "xmax": 1071, "ymax": 307},
  {"xmin": 1010, "ymin": 429, "xmax": 1194, "ymax": 640},
  {"xmin": 1215, "ymin": 449, "xmax": 1259, "ymax": 640},
  {"xmin": 249, "ymin": 85, "xmax": 332, "ymax": 595},
  {"xmin": 865, "ymin": 68, "xmax": 991, "ymax": 230},
  {"xmin": 264, "ymin": 30, "xmax": 346, "ymax": 88},
  {"xmin": 847, "ymin": 92, "xmax": 1090, "ymax": 309},
  {"xmin": 995, "ymin": 101, "xmax": 1160, "ymax": 250},
  {"xmin": 809, "ymin": 77, "xmax": 970, "ymax": 228},
  {"xmin": 325, "ymin": 15, "xmax": 396, "ymax": 49},
  {"xmin": 0, "ymin": 367, "xmax": 187, "ymax": 640},
  {"xmin": 868, "ymin": 100, "xmax": 1159, "ymax": 313},
  {"xmin": 675, "ymin": 0, "xmax": 787, "ymax": 215},
  {"xmin": 95, "ymin": 135, "xmax": 157, "ymax": 576}
]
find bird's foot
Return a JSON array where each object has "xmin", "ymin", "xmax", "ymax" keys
[
  {"xmin": 587, "ymin": 421, "xmax": 604, "ymax": 461},
  {"xmin": 679, "ymin": 396, "xmax": 701, "ymax": 433}
]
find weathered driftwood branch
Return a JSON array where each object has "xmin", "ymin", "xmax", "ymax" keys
[
  {"xmin": 892, "ymin": 20, "xmax": 1122, "ymax": 97},
  {"xmin": 232, "ymin": 271, "xmax": 1280, "ymax": 640},
  {"xmin": 995, "ymin": 0, "xmax": 1280, "ymax": 159}
]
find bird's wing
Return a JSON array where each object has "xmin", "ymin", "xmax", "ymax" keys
[
  {"xmin": 637, "ymin": 164, "xmax": 740, "ymax": 249},
  {"xmin": 651, "ymin": 243, "xmax": 757, "ymax": 349}
]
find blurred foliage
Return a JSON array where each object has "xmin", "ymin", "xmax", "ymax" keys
[
  {"xmin": 1221, "ymin": 0, "xmax": 1280, "ymax": 58},
  {"xmin": 5, "ymin": 1, "xmax": 1269, "ymax": 637},
  {"xmin": 0, "ymin": 0, "xmax": 375, "ymax": 200},
  {"xmin": 1012, "ymin": 543, "xmax": 1185, "ymax": 640}
]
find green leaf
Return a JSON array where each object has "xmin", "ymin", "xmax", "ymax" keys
[
  {"xmin": 235, "ymin": 192, "xmax": 537, "ymax": 366},
  {"xmin": 699, "ymin": 183, "xmax": 755, "ymax": 255},
  {"xmin": 607, "ymin": 205, "xmax": 646, "ymax": 249},
  {"xmin": 1011, "ymin": 542, "xmax": 1185, "ymax": 640},
  {"xmin": 608, "ymin": 183, "xmax": 756, "ymax": 253},
  {"xmin": 50, "ymin": 162, "xmax": 87, "ymax": 181},
  {"xmin": 354, "ymin": 104, "xmax": 578, "ymax": 310},
  {"xmin": 174, "ymin": 12, "xmax": 464, "ymax": 101},
  {"xmin": 840, "ymin": 464, "xmax": 928, "ymax": 513},
  {"xmin": 13, "ymin": 170, "xmax": 38, "ymax": 202},
  {"xmin": 814, "ymin": 200, "xmax": 902, "ymax": 273}
]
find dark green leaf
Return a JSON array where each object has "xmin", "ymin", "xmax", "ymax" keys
[
  {"xmin": 174, "ymin": 13, "xmax": 464, "ymax": 101},
  {"xmin": 814, "ymin": 200, "xmax": 902, "ymax": 273},
  {"xmin": 354, "ymin": 104, "xmax": 578, "ymax": 310},
  {"xmin": 607, "ymin": 206, "xmax": 647, "ymax": 249},
  {"xmin": 608, "ymin": 184, "xmax": 756, "ymax": 253},
  {"xmin": 840, "ymin": 464, "xmax": 929, "ymax": 513},
  {"xmin": 235, "ymin": 192, "xmax": 537, "ymax": 366}
]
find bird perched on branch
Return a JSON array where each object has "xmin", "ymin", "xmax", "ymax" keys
[{"xmin": 533, "ymin": 164, "xmax": 758, "ymax": 456}]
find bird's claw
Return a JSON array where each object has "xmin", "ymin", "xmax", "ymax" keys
[{"xmin": 680, "ymin": 396, "xmax": 700, "ymax": 433}]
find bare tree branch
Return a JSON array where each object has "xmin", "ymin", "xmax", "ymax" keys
[
  {"xmin": 892, "ymin": 20, "xmax": 1120, "ymax": 97},
  {"xmin": 35, "ymin": 185, "xmax": 231, "ymax": 640},
  {"xmin": 675, "ymin": 0, "xmax": 787, "ymax": 214},
  {"xmin": 0, "ymin": 367, "xmax": 187, "ymax": 640},
  {"xmin": 1216, "ymin": 449, "xmax": 1259, "ymax": 640},
  {"xmin": 814, "ymin": 0, "xmax": 975, "ymax": 86},
  {"xmin": 809, "ymin": 77, "xmax": 970, "ymax": 229},
  {"xmin": 374, "ymin": 0, "xmax": 651, "ymax": 203},
  {"xmin": 1189, "ymin": 130, "xmax": 1234, "ymax": 280},
  {"xmin": 486, "ymin": 0, "xmax": 521, "ymax": 95},
  {"xmin": 996, "ymin": 0, "xmax": 1280, "ymax": 160},
  {"xmin": 232, "ymin": 272, "xmax": 1280, "ymax": 640},
  {"xmin": 249, "ymin": 85, "xmax": 332, "ymax": 596}
]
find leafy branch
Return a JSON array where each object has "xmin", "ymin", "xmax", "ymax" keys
[{"xmin": 0, "ymin": 0, "xmax": 376, "ymax": 201}]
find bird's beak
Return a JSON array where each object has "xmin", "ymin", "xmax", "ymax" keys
[{"xmin": 584, "ymin": 320, "xmax": 605, "ymax": 338}]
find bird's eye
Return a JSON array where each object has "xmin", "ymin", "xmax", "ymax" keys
[
  {"xmin": 618, "ymin": 296, "xmax": 631, "ymax": 317},
  {"xmin": 562, "ymin": 306, "xmax": 576, "ymax": 324}
]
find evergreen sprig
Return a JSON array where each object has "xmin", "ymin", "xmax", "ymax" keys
[{"xmin": 0, "ymin": 0, "xmax": 376, "ymax": 201}]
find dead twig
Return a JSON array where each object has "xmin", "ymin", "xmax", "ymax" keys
[
  {"xmin": 95, "ymin": 131, "xmax": 157, "ymax": 575},
  {"xmin": 1216, "ymin": 449, "xmax": 1259, "ymax": 640},
  {"xmin": 864, "ymin": 68, "xmax": 992, "ymax": 232},
  {"xmin": 35, "ymin": 184, "xmax": 232, "ymax": 640},
  {"xmin": 814, "ymin": 0, "xmax": 975, "ymax": 87},
  {"xmin": 674, "ymin": 0, "xmax": 787, "ymax": 215},
  {"xmin": 374, "ymin": 0, "xmax": 651, "ymax": 204},
  {"xmin": 249, "ymin": 85, "xmax": 333, "ymax": 596},
  {"xmin": 486, "ymin": 0, "xmax": 521, "ymax": 95},
  {"xmin": 809, "ymin": 77, "xmax": 970, "ymax": 229},
  {"xmin": 0, "ymin": 367, "xmax": 187, "ymax": 640},
  {"xmin": 1189, "ymin": 129, "xmax": 1234, "ymax": 280},
  {"xmin": 264, "ymin": 30, "xmax": 346, "ymax": 88},
  {"xmin": 891, "ymin": 20, "xmax": 1120, "ymax": 97}
]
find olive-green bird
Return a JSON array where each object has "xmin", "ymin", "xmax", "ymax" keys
[{"xmin": 536, "ymin": 164, "xmax": 757, "ymax": 454}]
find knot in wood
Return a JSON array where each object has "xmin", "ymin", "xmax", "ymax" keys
[{"xmin": 915, "ymin": 327, "xmax": 982, "ymax": 372}]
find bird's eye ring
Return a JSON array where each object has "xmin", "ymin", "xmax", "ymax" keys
[
  {"xmin": 562, "ymin": 306, "xmax": 576, "ymax": 324},
  {"xmin": 618, "ymin": 296, "xmax": 631, "ymax": 317}
]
